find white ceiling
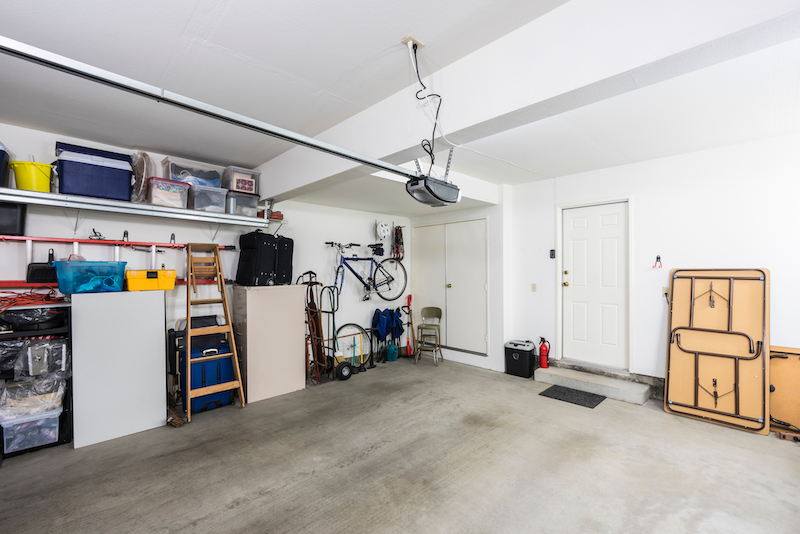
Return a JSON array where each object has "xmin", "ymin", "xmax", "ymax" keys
[
  {"xmin": 442, "ymin": 36, "xmax": 800, "ymax": 184},
  {"xmin": 0, "ymin": 0, "xmax": 567, "ymax": 168},
  {"xmin": 1, "ymin": 2, "xmax": 799, "ymax": 217}
]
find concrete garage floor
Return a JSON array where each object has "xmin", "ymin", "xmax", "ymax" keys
[{"xmin": 1, "ymin": 358, "xmax": 798, "ymax": 534}]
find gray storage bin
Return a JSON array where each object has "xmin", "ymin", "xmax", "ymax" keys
[
  {"xmin": 188, "ymin": 185, "xmax": 227, "ymax": 213},
  {"xmin": 226, "ymin": 191, "xmax": 259, "ymax": 217}
]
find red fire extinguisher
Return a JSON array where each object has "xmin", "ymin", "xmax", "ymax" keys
[{"xmin": 539, "ymin": 337, "xmax": 550, "ymax": 368}]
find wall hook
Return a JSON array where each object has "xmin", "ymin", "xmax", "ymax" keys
[{"xmin": 653, "ymin": 255, "xmax": 662, "ymax": 269}]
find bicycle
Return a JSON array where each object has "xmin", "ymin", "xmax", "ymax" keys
[{"xmin": 325, "ymin": 242, "xmax": 407, "ymax": 301}]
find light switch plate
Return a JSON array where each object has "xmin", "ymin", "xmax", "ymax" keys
[{"xmin": 531, "ymin": 283, "xmax": 537, "ymax": 292}]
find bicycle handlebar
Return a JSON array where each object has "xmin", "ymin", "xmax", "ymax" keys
[{"xmin": 326, "ymin": 242, "xmax": 360, "ymax": 248}]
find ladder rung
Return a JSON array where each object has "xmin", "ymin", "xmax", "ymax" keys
[
  {"xmin": 190, "ymin": 380, "xmax": 241, "ymax": 398},
  {"xmin": 190, "ymin": 325, "xmax": 231, "ymax": 336},
  {"xmin": 188, "ymin": 243, "xmax": 219, "ymax": 252},
  {"xmin": 191, "ymin": 352, "xmax": 234, "ymax": 363},
  {"xmin": 190, "ymin": 298, "xmax": 224, "ymax": 305}
]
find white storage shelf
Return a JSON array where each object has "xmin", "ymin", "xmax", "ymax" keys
[{"xmin": 0, "ymin": 187, "xmax": 272, "ymax": 228}]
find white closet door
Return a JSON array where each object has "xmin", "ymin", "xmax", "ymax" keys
[
  {"xmin": 445, "ymin": 219, "xmax": 487, "ymax": 353},
  {"xmin": 413, "ymin": 224, "xmax": 447, "ymax": 342}
]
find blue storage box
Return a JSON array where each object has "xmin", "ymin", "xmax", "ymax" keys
[
  {"xmin": 180, "ymin": 344, "xmax": 235, "ymax": 413},
  {"xmin": 55, "ymin": 142, "xmax": 133, "ymax": 201},
  {"xmin": 53, "ymin": 261, "xmax": 126, "ymax": 294}
]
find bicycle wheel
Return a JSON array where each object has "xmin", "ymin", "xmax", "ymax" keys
[
  {"xmin": 374, "ymin": 258, "xmax": 407, "ymax": 301},
  {"xmin": 336, "ymin": 323, "xmax": 371, "ymax": 366}
]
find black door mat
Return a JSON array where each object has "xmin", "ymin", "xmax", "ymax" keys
[{"xmin": 539, "ymin": 385, "xmax": 606, "ymax": 408}]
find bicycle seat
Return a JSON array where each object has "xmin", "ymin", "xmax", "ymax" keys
[{"xmin": 367, "ymin": 243, "xmax": 382, "ymax": 249}]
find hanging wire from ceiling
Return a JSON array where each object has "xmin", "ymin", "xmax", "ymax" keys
[
  {"xmin": 407, "ymin": 41, "xmax": 553, "ymax": 180},
  {"xmin": 410, "ymin": 42, "xmax": 441, "ymax": 176}
]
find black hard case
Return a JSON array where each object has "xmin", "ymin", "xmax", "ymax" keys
[
  {"xmin": 274, "ymin": 236, "xmax": 293, "ymax": 285},
  {"xmin": 236, "ymin": 231, "xmax": 294, "ymax": 286},
  {"xmin": 236, "ymin": 230, "xmax": 277, "ymax": 286}
]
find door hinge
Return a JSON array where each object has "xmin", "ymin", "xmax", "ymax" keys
[
  {"xmin": 484, "ymin": 334, "xmax": 488, "ymax": 343},
  {"xmin": 484, "ymin": 283, "xmax": 488, "ymax": 291}
]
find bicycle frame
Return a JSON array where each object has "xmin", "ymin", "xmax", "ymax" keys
[{"xmin": 335, "ymin": 253, "xmax": 395, "ymax": 294}]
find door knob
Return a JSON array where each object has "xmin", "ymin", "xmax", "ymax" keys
[
  {"xmin": 563, "ymin": 282, "xmax": 569, "ymax": 287},
  {"xmin": 564, "ymin": 270, "xmax": 569, "ymax": 275},
  {"xmin": 446, "ymin": 284, "xmax": 452, "ymax": 288}
]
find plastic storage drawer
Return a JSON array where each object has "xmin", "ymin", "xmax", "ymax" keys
[
  {"xmin": 226, "ymin": 191, "xmax": 259, "ymax": 217},
  {"xmin": 222, "ymin": 165, "xmax": 260, "ymax": 194},
  {"xmin": 504, "ymin": 340, "xmax": 537, "ymax": 378},
  {"xmin": 147, "ymin": 177, "xmax": 190, "ymax": 208},
  {"xmin": 56, "ymin": 142, "xmax": 133, "ymax": 201},
  {"xmin": 1, "ymin": 407, "xmax": 63, "ymax": 454},
  {"xmin": 54, "ymin": 261, "xmax": 126, "ymax": 294},
  {"xmin": 162, "ymin": 156, "xmax": 224, "ymax": 188},
  {"xmin": 126, "ymin": 269, "xmax": 177, "ymax": 291},
  {"xmin": 188, "ymin": 185, "xmax": 227, "ymax": 212}
]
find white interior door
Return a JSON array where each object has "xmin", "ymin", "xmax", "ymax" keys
[
  {"xmin": 445, "ymin": 219, "xmax": 487, "ymax": 353},
  {"xmin": 562, "ymin": 202, "xmax": 628, "ymax": 370},
  {"xmin": 413, "ymin": 224, "xmax": 447, "ymax": 342}
]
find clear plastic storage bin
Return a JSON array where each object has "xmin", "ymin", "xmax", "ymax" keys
[
  {"xmin": 226, "ymin": 191, "xmax": 259, "ymax": 217},
  {"xmin": 54, "ymin": 261, "xmax": 126, "ymax": 294},
  {"xmin": 1, "ymin": 407, "xmax": 62, "ymax": 454},
  {"xmin": 188, "ymin": 185, "xmax": 227, "ymax": 213},
  {"xmin": 147, "ymin": 177, "xmax": 190, "ymax": 208},
  {"xmin": 222, "ymin": 166, "xmax": 260, "ymax": 194},
  {"xmin": 161, "ymin": 156, "xmax": 224, "ymax": 188}
]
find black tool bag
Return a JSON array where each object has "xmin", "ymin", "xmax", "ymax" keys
[{"xmin": 236, "ymin": 230, "xmax": 277, "ymax": 286}]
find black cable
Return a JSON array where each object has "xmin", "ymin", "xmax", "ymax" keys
[
  {"xmin": 771, "ymin": 416, "xmax": 800, "ymax": 434},
  {"xmin": 413, "ymin": 43, "xmax": 442, "ymax": 175}
]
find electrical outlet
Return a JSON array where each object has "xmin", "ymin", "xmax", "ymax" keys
[
  {"xmin": 531, "ymin": 283, "xmax": 537, "ymax": 292},
  {"xmin": 662, "ymin": 286, "xmax": 670, "ymax": 298}
]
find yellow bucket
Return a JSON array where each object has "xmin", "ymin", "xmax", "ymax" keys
[{"xmin": 9, "ymin": 161, "xmax": 52, "ymax": 192}]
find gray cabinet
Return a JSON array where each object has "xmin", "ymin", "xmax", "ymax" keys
[{"xmin": 232, "ymin": 285, "xmax": 306, "ymax": 403}]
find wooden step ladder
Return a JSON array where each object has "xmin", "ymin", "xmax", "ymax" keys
[{"xmin": 185, "ymin": 243, "xmax": 246, "ymax": 422}]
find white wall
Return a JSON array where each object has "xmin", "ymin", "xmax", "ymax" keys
[
  {"xmin": 511, "ymin": 133, "xmax": 800, "ymax": 378},
  {"xmin": 411, "ymin": 188, "xmax": 511, "ymax": 373},
  {"xmin": 0, "ymin": 123, "xmax": 412, "ymax": 345},
  {"xmin": 274, "ymin": 200, "xmax": 411, "ymax": 345}
]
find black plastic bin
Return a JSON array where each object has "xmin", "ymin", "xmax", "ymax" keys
[
  {"xmin": 0, "ymin": 148, "xmax": 9, "ymax": 188},
  {"xmin": 504, "ymin": 340, "xmax": 537, "ymax": 378},
  {"xmin": 0, "ymin": 201, "xmax": 26, "ymax": 236}
]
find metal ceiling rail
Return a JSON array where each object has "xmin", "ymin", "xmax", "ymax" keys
[{"xmin": 0, "ymin": 35, "xmax": 422, "ymax": 182}]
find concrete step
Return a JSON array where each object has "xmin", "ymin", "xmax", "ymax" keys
[{"xmin": 534, "ymin": 367, "xmax": 650, "ymax": 405}]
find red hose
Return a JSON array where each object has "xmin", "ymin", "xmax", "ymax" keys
[{"xmin": 0, "ymin": 288, "xmax": 64, "ymax": 313}]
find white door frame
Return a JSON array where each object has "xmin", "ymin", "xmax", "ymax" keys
[
  {"xmin": 412, "ymin": 216, "xmax": 489, "ymax": 356},
  {"xmin": 554, "ymin": 197, "xmax": 635, "ymax": 372}
]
